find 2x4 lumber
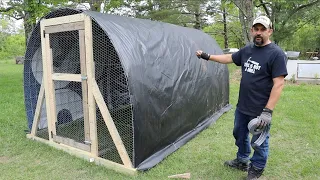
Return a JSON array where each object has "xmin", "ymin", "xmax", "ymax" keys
[
  {"xmin": 79, "ymin": 29, "xmax": 90, "ymax": 142},
  {"xmin": 51, "ymin": 73, "xmax": 82, "ymax": 82},
  {"xmin": 45, "ymin": 21, "xmax": 84, "ymax": 34},
  {"xmin": 52, "ymin": 135, "xmax": 91, "ymax": 152},
  {"xmin": 41, "ymin": 14, "xmax": 86, "ymax": 27},
  {"xmin": 40, "ymin": 22, "xmax": 54, "ymax": 141},
  {"xmin": 30, "ymin": 81, "xmax": 45, "ymax": 136},
  {"xmin": 45, "ymin": 40, "xmax": 58, "ymax": 138},
  {"xmin": 168, "ymin": 173, "xmax": 191, "ymax": 179},
  {"xmin": 92, "ymin": 80, "xmax": 133, "ymax": 168},
  {"xmin": 26, "ymin": 134, "xmax": 137, "ymax": 175},
  {"xmin": 84, "ymin": 15, "xmax": 98, "ymax": 156}
]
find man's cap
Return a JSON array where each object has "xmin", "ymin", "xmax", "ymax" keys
[{"xmin": 252, "ymin": 16, "xmax": 272, "ymax": 29}]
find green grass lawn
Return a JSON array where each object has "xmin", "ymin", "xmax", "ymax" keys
[{"xmin": 0, "ymin": 62, "xmax": 319, "ymax": 179}]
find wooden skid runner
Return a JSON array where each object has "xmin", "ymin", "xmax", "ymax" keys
[{"xmin": 27, "ymin": 134, "xmax": 137, "ymax": 175}]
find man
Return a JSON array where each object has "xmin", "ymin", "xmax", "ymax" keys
[{"xmin": 196, "ymin": 16, "xmax": 287, "ymax": 180}]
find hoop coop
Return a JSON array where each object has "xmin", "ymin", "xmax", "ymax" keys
[{"xmin": 24, "ymin": 8, "xmax": 231, "ymax": 173}]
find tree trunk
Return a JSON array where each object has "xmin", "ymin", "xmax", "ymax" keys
[
  {"xmin": 194, "ymin": 13, "xmax": 201, "ymax": 29},
  {"xmin": 271, "ymin": 2, "xmax": 281, "ymax": 44},
  {"xmin": 89, "ymin": 0, "xmax": 102, "ymax": 12},
  {"xmin": 23, "ymin": 12, "xmax": 36, "ymax": 46},
  {"xmin": 23, "ymin": 0, "xmax": 37, "ymax": 47},
  {"xmin": 222, "ymin": 6, "xmax": 228, "ymax": 48},
  {"xmin": 194, "ymin": 6, "xmax": 201, "ymax": 30},
  {"xmin": 233, "ymin": 0, "xmax": 254, "ymax": 44}
]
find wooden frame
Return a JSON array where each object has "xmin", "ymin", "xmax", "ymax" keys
[
  {"xmin": 27, "ymin": 13, "xmax": 136, "ymax": 175},
  {"xmin": 27, "ymin": 134, "xmax": 136, "ymax": 175}
]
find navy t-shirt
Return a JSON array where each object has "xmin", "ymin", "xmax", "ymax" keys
[{"xmin": 231, "ymin": 43, "xmax": 288, "ymax": 117}]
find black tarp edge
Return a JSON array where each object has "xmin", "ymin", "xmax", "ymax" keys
[{"xmin": 137, "ymin": 104, "xmax": 232, "ymax": 171}]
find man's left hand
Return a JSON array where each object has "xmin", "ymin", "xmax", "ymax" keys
[{"xmin": 258, "ymin": 108, "xmax": 272, "ymax": 128}]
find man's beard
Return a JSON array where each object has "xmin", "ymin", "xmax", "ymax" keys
[{"xmin": 253, "ymin": 36, "xmax": 264, "ymax": 46}]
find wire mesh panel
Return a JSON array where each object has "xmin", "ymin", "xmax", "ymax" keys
[
  {"xmin": 24, "ymin": 21, "xmax": 43, "ymax": 131},
  {"xmin": 54, "ymin": 82, "xmax": 84, "ymax": 142},
  {"xmin": 92, "ymin": 20, "xmax": 134, "ymax": 165},
  {"xmin": 47, "ymin": 30, "xmax": 85, "ymax": 143},
  {"xmin": 50, "ymin": 31, "xmax": 81, "ymax": 75},
  {"xmin": 36, "ymin": 99, "xmax": 49, "ymax": 140}
]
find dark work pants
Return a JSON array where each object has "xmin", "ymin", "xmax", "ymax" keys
[{"xmin": 233, "ymin": 108, "xmax": 270, "ymax": 169}]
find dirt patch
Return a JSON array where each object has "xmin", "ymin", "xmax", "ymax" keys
[{"xmin": 0, "ymin": 156, "xmax": 11, "ymax": 164}]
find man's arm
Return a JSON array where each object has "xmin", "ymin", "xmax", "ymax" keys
[
  {"xmin": 196, "ymin": 50, "xmax": 233, "ymax": 64},
  {"xmin": 265, "ymin": 76, "xmax": 285, "ymax": 110},
  {"xmin": 258, "ymin": 75, "xmax": 285, "ymax": 128}
]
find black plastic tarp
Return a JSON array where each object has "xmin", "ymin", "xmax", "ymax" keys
[{"xmin": 24, "ymin": 8, "xmax": 231, "ymax": 171}]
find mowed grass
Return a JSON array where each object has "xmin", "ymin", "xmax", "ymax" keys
[{"xmin": 0, "ymin": 62, "xmax": 319, "ymax": 180}]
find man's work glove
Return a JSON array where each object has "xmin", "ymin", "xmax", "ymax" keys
[
  {"xmin": 258, "ymin": 108, "xmax": 272, "ymax": 128},
  {"xmin": 196, "ymin": 50, "xmax": 210, "ymax": 60}
]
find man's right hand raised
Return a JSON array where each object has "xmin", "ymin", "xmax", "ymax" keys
[{"xmin": 196, "ymin": 50, "xmax": 210, "ymax": 61}]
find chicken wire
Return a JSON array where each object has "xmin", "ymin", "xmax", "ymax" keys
[
  {"xmin": 25, "ymin": 9, "xmax": 134, "ymax": 165},
  {"xmin": 92, "ymin": 20, "xmax": 133, "ymax": 165}
]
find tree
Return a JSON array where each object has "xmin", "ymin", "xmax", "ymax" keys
[
  {"xmin": 205, "ymin": 0, "xmax": 244, "ymax": 49},
  {"xmin": 278, "ymin": 3, "xmax": 320, "ymax": 53},
  {"xmin": 222, "ymin": 2, "xmax": 228, "ymax": 48},
  {"xmin": 232, "ymin": 0, "xmax": 254, "ymax": 44},
  {"xmin": 255, "ymin": 0, "xmax": 320, "ymax": 44},
  {"xmin": 0, "ymin": 0, "xmax": 108, "ymax": 46},
  {"xmin": 104, "ymin": 0, "xmax": 211, "ymax": 29},
  {"xmin": 0, "ymin": 17, "xmax": 25, "ymax": 60},
  {"xmin": 0, "ymin": 0, "xmax": 72, "ymax": 45},
  {"xmin": 223, "ymin": 0, "xmax": 320, "ymax": 45}
]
